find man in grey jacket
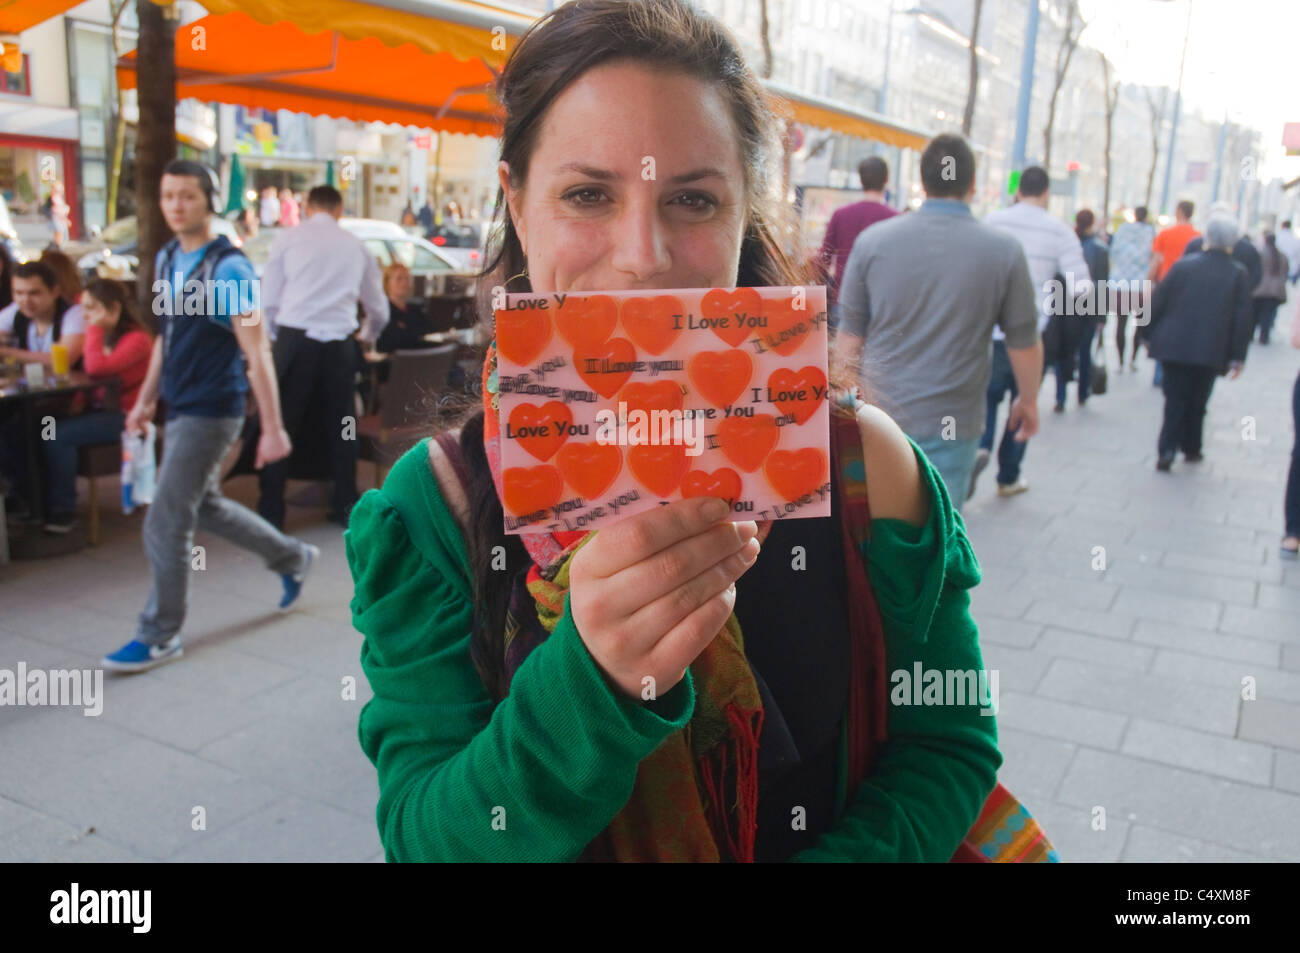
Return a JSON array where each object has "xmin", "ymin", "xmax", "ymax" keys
[{"xmin": 831, "ymin": 134, "xmax": 1043, "ymax": 512}]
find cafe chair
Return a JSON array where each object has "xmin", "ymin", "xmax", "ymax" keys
[{"xmin": 358, "ymin": 344, "xmax": 457, "ymax": 486}]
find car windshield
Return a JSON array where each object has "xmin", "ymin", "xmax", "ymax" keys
[
  {"xmin": 390, "ymin": 240, "xmax": 452, "ymax": 273},
  {"xmin": 100, "ymin": 217, "xmax": 137, "ymax": 246}
]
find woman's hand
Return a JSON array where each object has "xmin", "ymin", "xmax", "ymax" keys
[{"xmin": 569, "ymin": 496, "xmax": 760, "ymax": 701}]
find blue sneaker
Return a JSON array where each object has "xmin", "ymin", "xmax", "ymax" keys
[
  {"xmin": 279, "ymin": 543, "xmax": 320, "ymax": 611},
  {"xmin": 102, "ymin": 636, "xmax": 183, "ymax": 673}
]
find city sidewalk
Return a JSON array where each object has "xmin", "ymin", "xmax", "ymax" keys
[{"xmin": 1, "ymin": 309, "xmax": 1297, "ymax": 862}]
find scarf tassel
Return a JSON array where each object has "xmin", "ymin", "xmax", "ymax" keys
[{"xmin": 698, "ymin": 703, "xmax": 765, "ymax": 863}]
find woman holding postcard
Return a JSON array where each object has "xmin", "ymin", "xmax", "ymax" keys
[{"xmin": 346, "ymin": 0, "xmax": 1049, "ymax": 863}]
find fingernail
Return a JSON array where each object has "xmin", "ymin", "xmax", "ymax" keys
[
  {"xmin": 702, "ymin": 497, "xmax": 729, "ymax": 521},
  {"xmin": 740, "ymin": 537, "xmax": 760, "ymax": 563},
  {"xmin": 735, "ymin": 520, "xmax": 759, "ymax": 541}
]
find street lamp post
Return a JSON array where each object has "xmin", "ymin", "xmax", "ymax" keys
[{"xmin": 1010, "ymin": 0, "xmax": 1041, "ymax": 174}]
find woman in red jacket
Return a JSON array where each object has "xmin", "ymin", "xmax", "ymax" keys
[{"xmin": 41, "ymin": 278, "xmax": 152, "ymax": 533}]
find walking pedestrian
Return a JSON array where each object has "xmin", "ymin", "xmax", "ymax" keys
[
  {"xmin": 1145, "ymin": 200, "xmax": 1200, "ymax": 388},
  {"xmin": 1274, "ymin": 220, "xmax": 1300, "ymax": 285},
  {"xmin": 1069, "ymin": 208, "xmax": 1109, "ymax": 409},
  {"xmin": 835, "ymin": 137, "xmax": 1043, "ymax": 510},
  {"xmin": 1146, "ymin": 214, "xmax": 1254, "ymax": 472},
  {"xmin": 1282, "ymin": 313, "xmax": 1300, "ymax": 559},
  {"xmin": 102, "ymin": 159, "xmax": 319, "ymax": 673},
  {"xmin": 977, "ymin": 165, "xmax": 1086, "ymax": 496},
  {"xmin": 1107, "ymin": 206, "xmax": 1156, "ymax": 371},
  {"xmin": 1251, "ymin": 231, "xmax": 1289, "ymax": 345},
  {"xmin": 256, "ymin": 184, "xmax": 387, "ymax": 529},
  {"xmin": 259, "ymin": 186, "xmax": 280, "ymax": 228},
  {"xmin": 279, "ymin": 188, "xmax": 301, "ymax": 229},
  {"xmin": 815, "ymin": 156, "xmax": 897, "ymax": 330}
]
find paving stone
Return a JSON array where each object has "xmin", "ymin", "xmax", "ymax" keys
[
  {"xmin": 1030, "ymin": 799, "xmax": 1127, "ymax": 862},
  {"xmin": 1238, "ymin": 698, "xmax": 1300, "ymax": 752},
  {"xmin": 990, "ymin": 727, "xmax": 1077, "ymax": 806},
  {"xmin": 1256, "ymin": 584, "xmax": 1300, "ymax": 614},
  {"xmin": 1132, "ymin": 619, "xmax": 1280, "ymax": 666},
  {"xmin": 1036, "ymin": 658, "xmax": 1240, "ymax": 736},
  {"xmin": 1120, "ymin": 825, "xmax": 1265, "ymax": 862},
  {"xmin": 1023, "ymin": 601, "xmax": 1137, "ymax": 640},
  {"xmin": 0, "ymin": 812, "xmax": 147, "ymax": 862},
  {"xmin": 995, "ymin": 691, "xmax": 1127, "ymax": 749},
  {"xmin": 1283, "ymin": 643, "xmax": 1300, "ymax": 673},
  {"xmin": 977, "ymin": 642, "xmax": 1051, "ymax": 695},
  {"xmin": 1120, "ymin": 717, "xmax": 1274, "ymax": 786},
  {"xmin": 971, "ymin": 615, "xmax": 1042, "ymax": 649},
  {"xmin": 168, "ymin": 796, "xmax": 378, "ymax": 862},
  {"xmin": 1162, "ymin": 550, "xmax": 1281, "ymax": 583},
  {"xmin": 1111, "ymin": 586, "xmax": 1224, "ymax": 630},
  {"xmin": 1058, "ymin": 749, "xmax": 1300, "ymax": 860},
  {"xmin": 1037, "ymin": 627, "xmax": 1155, "ymax": 672},
  {"xmin": 1219, "ymin": 604, "xmax": 1300, "ymax": 643},
  {"xmin": 1150, "ymin": 649, "xmax": 1300, "ymax": 705},
  {"xmin": 1274, "ymin": 750, "xmax": 1300, "ymax": 795}
]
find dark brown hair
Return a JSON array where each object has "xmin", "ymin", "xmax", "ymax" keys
[
  {"xmin": 457, "ymin": 0, "xmax": 811, "ymax": 700},
  {"xmin": 37, "ymin": 249, "xmax": 82, "ymax": 302},
  {"xmin": 82, "ymin": 278, "xmax": 150, "ymax": 351}
]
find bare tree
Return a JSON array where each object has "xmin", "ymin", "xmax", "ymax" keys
[
  {"xmin": 135, "ymin": 0, "xmax": 176, "ymax": 323},
  {"xmin": 1099, "ymin": 51, "xmax": 1119, "ymax": 223},
  {"xmin": 1042, "ymin": 0, "xmax": 1085, "ymax": 172},
  {"xmin": 1143, "ymin": 86, "xmax": 1167, "ymax": 210},
  {"xmin": 962, "ymin": 0, "xmax": 985, "ymax": 137},
  {"xmin": 759, "ymin": 0, "xmax": 773, "ymax": 79},
  {"xmin": 105, "ymin": 0, "xmax": 130, "ymax": 225}
]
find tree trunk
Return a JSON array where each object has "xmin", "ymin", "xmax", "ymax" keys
[
  {"xmin": 105, "ymin": 0, "xmax": 129, "ymax": 225},
  {"xmin": 1143, "ymin": 87, "xmax": 1166, "ymax": 210},
  {"xmin": 134, "ymin": 0, "xmax": 176, "ymax": 325},
  {"xmin": 1043, "ymin": 0, "xmax": 1083, "ymax": 173},
  {"xmin": 1100, "ymin": 52, "xmax": 1118, "ymax": 223},
  {"xmin": 759, "ymin": 0, "xmax": 773, "ymax": 80},
  {"xmin": 962, "ymin": 0, "xmax": 984, "ymax": 137}
]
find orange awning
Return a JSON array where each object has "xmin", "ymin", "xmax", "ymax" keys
[
  {"xmin": 116, "ymin": 0, "xmax": 538, "ymax": 136},
  {"xmin": 0, "ymin": 0, "xmax": 84, "ymax": 34},
  {"xmin": 765, "ymin": 81, "xmax": 931, "ymax": 152}
]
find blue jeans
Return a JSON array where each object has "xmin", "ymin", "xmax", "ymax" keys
[
  {"xmin": 42, "ymin": 410, "xmax": 125, "ymax": 518},
  {"xmin": 912, "ymin": 434, "xmax": 980, "ymax": 515},
  {"xmin": 980, "ymin": 340, "xmax": 1029, "ymax": 485}
]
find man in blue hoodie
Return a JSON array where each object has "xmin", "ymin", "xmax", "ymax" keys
[{"xmin": 102, "ymin": 160, "xmax": 318, "ymax": 673}]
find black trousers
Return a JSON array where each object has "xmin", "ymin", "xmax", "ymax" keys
[
  {"xmin": 1158, "ymin": 361, "xmax": 1217, "ymax": 459},
  {"xmin": 258, "ymin": 326, "xmax": 358, "ymax": 528}
]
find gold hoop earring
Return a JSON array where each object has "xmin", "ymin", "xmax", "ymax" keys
[{"xmin": 505, "ymin": 264, "xmax": 529, "ymax": 284}]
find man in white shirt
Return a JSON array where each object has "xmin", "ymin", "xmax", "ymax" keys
[
  {"xmin": 974, "ymin": 167, "xmax": 1090, "ymax": 498},
  {"xmin": 1276, "ymin": 220, "xmax": 1300, "ymax": 285},
  {"xmin": 0, "ymin": 260, "xmax": 86, "ymax": 368},
  {"xmin": 256, "ymin": 184, "xmax": 387, "ymax": 528}
]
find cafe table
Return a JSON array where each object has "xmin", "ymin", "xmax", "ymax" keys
[{"xmin": 0, "ymin": 369, "xmax": 120, "ymax": 558}]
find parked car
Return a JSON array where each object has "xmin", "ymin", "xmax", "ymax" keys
[
  {"xmin": 426, "ymin": 221, "xmax": 484, "ymax": 273},
  {"xmin": 68, "ymin": 215, "xmax": 241, "ymax": 280}
]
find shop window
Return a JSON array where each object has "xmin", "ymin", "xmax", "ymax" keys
[{"xmin": 1, "ymin": 54, "xmax": 30, "ymax": 96}]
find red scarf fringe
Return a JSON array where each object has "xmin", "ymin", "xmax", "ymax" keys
[{"xmin": 698, "ymin": 703, "xmax": 765, "ymax": 862}]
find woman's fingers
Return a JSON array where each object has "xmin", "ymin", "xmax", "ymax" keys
[
  {"xmin": 593, "ymin": 519, "xmax": 758, "ymax": 619},
  {"xmin": 626, "ymin": 538, "xmax": 760, "ymax": 643},
  {"xmin": 575, "ymin": 496, "xmax": 734, "ymax": 578}
]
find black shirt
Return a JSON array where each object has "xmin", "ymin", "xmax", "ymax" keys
[{"xmin": 732, "ymin": 485, "xmax": 851, "ymax": 862}]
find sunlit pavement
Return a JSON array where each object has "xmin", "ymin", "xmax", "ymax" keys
[
  {"xmin": 964, "ymin": 303, "xmax": 1300, "ymax": 862},
  {"xmin": 2, "ymin": 304, "xmax": 1298, "ymax": 861}
]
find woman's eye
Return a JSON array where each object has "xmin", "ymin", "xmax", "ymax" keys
[
  {"xmin": 563, "ymin": 188, "xmax": 607, "ymax": 206},
  {"xmin": 672, "ymin": 192, "xmax": 718, "ymax": 212}
]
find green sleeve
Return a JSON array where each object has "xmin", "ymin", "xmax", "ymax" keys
[
  {"xmin": 791, "ymin": 443, "xmax": 1002, "ymax": 862},
  {"xmin": 347, "ymin": 480, "xmax": 695, "ymax": 862}
]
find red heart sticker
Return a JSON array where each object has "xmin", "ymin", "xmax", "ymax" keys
[
  {"xmin": 495, "ymin": 307, "xmax": 553, "ymax": 367},
  {"xmin": 617, "ymin": 379, "xmax": 684, "ymax": 417},
  {"xmin": 766, "ymin": 366, "xmax": 827, "ymax": 425},
  {"xmin": 574, "ymin": 337, "xmax": 638, "ymax": 398},
  {"xmin": 764, "ymin": 448, "xmax": 827, "ymax": 502},
  {"xmin": 555, "ymin": 294, "xmax": 619, "ymax": 351},
  {"xmin": 680, "ymin": 467, "xmax": 743, "ymax": 504},
  {"xmin": 502, "ymin": 465, "xmax": 564, "ymax": 517},
  {"xmin": 760, "ymin": 295, "xmax": 814, "ymax": 356},
  {"xmin": 507, "ymin": 401, "xmax": 573, "ymax": 462},
  {"xmin": 620, "ymin": 295, "xmax": 683, "ymax": 355},
  {"xmin": 716, "ymin": 414, "xmax": 780, "ymax": 472},
  {"xmin": 687, "ymin": 349, "xmax": 753, "ymax": 409},
  {"xmin": 700, "ymin": 287, "xmax": 762, "ymax": 347},
  {"xmin": 627, "ymin": 444, "xmax": 689, "ymax": 498},
  {"xmin": 555, "ymin": 442, "xmax": 622, "ymax": 501}
]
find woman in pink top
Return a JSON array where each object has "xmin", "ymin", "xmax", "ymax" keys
[{"xmin": 40, "ymin": 279, "xmax": 152, "ymax": 534}]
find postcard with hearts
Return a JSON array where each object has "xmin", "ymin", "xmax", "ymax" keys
[{"xmin": 493, "ymin": 285, "xmax": 831, "ymax": 534}]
